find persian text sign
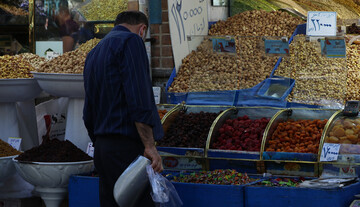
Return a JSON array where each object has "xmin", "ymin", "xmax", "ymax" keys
[{"xmin": 168, "ymin": 0, "xmax": 208, "ymax": 72}]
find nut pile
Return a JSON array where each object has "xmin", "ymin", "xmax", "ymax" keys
[
  {"xmin": 275, "ymin": 35, "xmax": 346, "ymax": 106},
  {"xmin": 346, "ymin": 42, "xmax": 360, "ymax": 101},
  {"xmin": 0, "ymin": 139, "xmax": 21, "ymax": 157},
  {"xmin": 0, "ymin": 55, "xmax": 34, "ymax": 79},
  {"xmin": 37, "ymin": 38, "xmax": 100, "ymax": 74},
  {"xmin": 169, "ymin": 39, "xmax": 240, "ymax": 92},
  {"xmin": 17, "ymin": 53, "xmax": 47, "ymax": 70},
  {"xmin": 0, "ymin": 3, "xmax": 28, "ymax": 16},
  {"xmin": 169, "ymin": 10, "xmax": 304, "ymax": 93},
  {"xmin": 79, "ymin": 0, "xmax": 127, "ymax": 21},
  {"xmin": 315, "ymin": 0, "xmax": 359, "ymax": 19},
  {"xmin": 209, "ymin": 10, "xmax": 304, "ymax": 37}
]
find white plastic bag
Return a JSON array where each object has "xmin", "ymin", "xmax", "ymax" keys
[{"xmin": 146, "ymin": 165, "xmax": 183, "ymax": 207}]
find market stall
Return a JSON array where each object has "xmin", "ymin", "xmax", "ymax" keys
[{"xmin": 3, "ymin": 0, "xmax": 360, "ymax": 206}]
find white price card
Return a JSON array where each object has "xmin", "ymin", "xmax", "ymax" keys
[
  {"xmin": 306, "ymin": 11, "xmax": 337, "ymax": 36},
  {"xmin": 153, "ymin": 87, "xmax": 161, "ymax": 105},
  {"xmin": 86, "ymin": 142, "xmax": 94, "ymax": 157},
  {"xmin": 320, "ymin": 143, "xmax": 340, "ymax": 162},
  {"xmin": 7, "ymin": 137, "xmax": 22, "ymax": 151}
]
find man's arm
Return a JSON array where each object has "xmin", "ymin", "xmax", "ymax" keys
[{"xmin": 135, "ymin": 122, "xmax": 163, "ymax": 172}]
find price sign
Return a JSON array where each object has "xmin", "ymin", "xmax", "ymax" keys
[
  {"xmin": 320, "ymin": 143, "xmax": 340, "ymax": 161},
  {"xmin": 7, "ymin": 137, "xmax": 22, "ymax": 151},
  {"xmin": 264, "ymin": 38, "xmax": 289, "ymax": 56},
  {"xmin": 212, "ymin": 36, "xmax": 236, "ymax": 54},
  {"xmin": 153, "ymin": 87, "xmax": 161, "ymax": 104},
  {"xmin": 86, "ymin": 142, "xmax": 94, "ymax": 157},
  {"xmin": 306, "ymin": 11, "xmax": 337, "ymax": 36},
  {"xmin": 320, "ymin": 38, "xmax": 346, "ymax": 58},
  {"xmin": 340, "ymin": 166, "xmax": 356, "ymax": 176},
  {"xmin": 45, "ymin": 51, "xmax": 60, "ymax": 60}
]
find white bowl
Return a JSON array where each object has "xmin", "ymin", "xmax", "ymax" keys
[
  {"xmin": 0, "ymin": 155, "xmax": 17, "ymax": 182},
  {"xmin": 12, "ymin": 158, "xmax": 93, "ymax": 188},
  {"xmin": 0, "ymin": 79, "xmax": 42, "ymax": 102},
  {"xmin": 31, "ymin": 72, "xmax": 84, "ymax": 98}
]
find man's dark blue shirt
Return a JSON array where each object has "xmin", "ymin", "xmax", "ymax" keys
[{"xmin": 83, "ymin": 25, "xmax": 164, "ymax": 143}]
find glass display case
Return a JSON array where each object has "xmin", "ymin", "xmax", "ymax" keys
[
  {"xmin": 33, "ymin": 0, "xmax": 128, "ymax": 56},
  {"xmin": 320, "ymin": 111, "xmax": 360, "ymax": 176}
]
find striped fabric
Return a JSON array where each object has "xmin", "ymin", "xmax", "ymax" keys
[{"xmin": 83, "ymin": 25, "xmax": 164, "ymax": 143}]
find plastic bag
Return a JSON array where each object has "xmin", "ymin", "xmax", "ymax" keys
[{"xmin": 146, "ymin": 165, "xmax": 183, "ymax": 207}]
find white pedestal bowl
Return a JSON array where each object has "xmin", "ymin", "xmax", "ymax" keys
[
  {"xmin": 0, "ymin": 155, "xmax": 17, "ymax": 183},
  {"xmin": 13, "ymin": 158, "xmax": 93, "ymax": 207}
]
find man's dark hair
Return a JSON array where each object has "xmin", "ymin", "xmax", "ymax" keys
[{"xmin": 114, "ymin": 11, "xmax": 149, "ymax": 29}]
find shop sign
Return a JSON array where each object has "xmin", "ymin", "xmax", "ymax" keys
[
  {"xmin": 306, "ymin": 11, "xmax": 337, "ymax": 36},
  {"xmin": 320, "ymin": 143, "xmax": 340, "ymax": 162},
  {"xmin": 7, "ymin": 137, "xmax": 22, "ymax": 151}
]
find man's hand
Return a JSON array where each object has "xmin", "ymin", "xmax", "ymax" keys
[{"xmin": 144, "ymin": 145, "xmax": 163, "ymax": 173}]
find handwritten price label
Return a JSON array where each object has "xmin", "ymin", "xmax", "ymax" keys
[
  {"xmin": 340, "ymin": 166, "xmax": 356, "ymax": 176},
  {"xmin": 86, "ymin": 142, "xmax": 94, "ymax": 157},
  {"xmin": 7, "ymin": 137, "xmax": 22, "ymax": 151},
  {"xmin": 306, "ymin": 11, "xmax": 337, "ymax": 36},
  {"xmin": 320, "ymin": 143, "xmax": 340, "ymax": 162}
]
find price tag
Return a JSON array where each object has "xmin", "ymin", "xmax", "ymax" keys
[
  {"xmin": 45, "ymin": 51, "xmax": 60, "ymax": 60},
  {"xmin": 264, "ymin": 38, "xmax": 289, "ymax": 56},
  {"xmin": 320, "ymin": 143, "xmax": 340, "ymax": 161},
  {"xmin": 7, "ymin": 137, "xmax": 22, "ymax": 151},
  {"xmin": 153, "ymin": 87, "xmax": 161, "ymax": 104},
  {"xmin": 320, "ymin": 38, "xmax": 346, "ymax": 58},
  {"xmin": 212, "ymin": 36, "xmax": 236, "ymax": 54},
  {"xmin": 340, "ymin": 166, "xmax": 356, "ymax": 176},
  {"xmin": 307, "ymin": 11, "xmax": 337, "ymax": 36},
  {"xmin": 86, "ymin": 142, "xmax": 94, "ymax": 157}
]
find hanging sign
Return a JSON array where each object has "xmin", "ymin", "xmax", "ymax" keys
[
  {"xmin": 320, "ymin": 37, "xmax": 346, "ymax": 58},
  {"xmin": 306, "ymin": 11, "xmax": 337, "ymax": 36},
  {"xmin": 7, "ymin": 137, "xmax": 22, "ymax": 151},
  {"xmin": 320, "ymin": 143, "xmax": 340, "ymax": 161},
  {"xmin": 212, "ymin": 36, "xmax": 236, "ymax": 54},
  {"xmin": 264, "ymin": 38, "xmax": 289, "ymax": 56}
]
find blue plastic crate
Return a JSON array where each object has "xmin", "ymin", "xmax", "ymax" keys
[
  {"xmin": 68, "ymin": 174, "xmax": 100, "ymax": 207},
  {"xmin": 245, "ymin": 180, "xmax": 360, "ymax": 207},
  {"xmin": 165, "ymin": 68, "xmax": 187, "ymax": 104},
  {"xmin": 256, "ymin": 77, "xmax": 295, "ymax": 101}
]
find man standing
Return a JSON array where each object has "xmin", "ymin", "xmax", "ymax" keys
[{"xmin": 83, "ymin": 11, "xmax": 164, "ymax": 207}]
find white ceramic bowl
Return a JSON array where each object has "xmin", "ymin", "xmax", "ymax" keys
[
  {"xmin": 0, "ymin": 155, "xmax": 17, "ymax": 182},
  {"xmin": 12, "ymin": 158, "xmax": 93, "ymax": 188},
  {"xmin": 31, "ymin": 72, "xmax": 84, "ymax": 98},
  {"xmin": 0, "ymin": 79, "xmax": 42, "ymax": 102}
]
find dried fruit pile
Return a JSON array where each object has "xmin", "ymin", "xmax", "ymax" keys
[
  {"xmin": 172, "ymin": 169, "xmax": 257, "ymax": 185},
  {"xmin": 212, "ymin": 115, "xmax": 270, "ymax": 151},
  {"xmin": 325, "ymin": 117, "xmax": 360, "ymax": 154},
  {"xmin": 16, "ymin": 139, "xmax": 92, "ymax": 162},
  {"xmin": 266, "ymin": 119, "xmax": 328, "ymax": 153},
  {"xmin": 0, "ymin": 139, "xmax": 21, "ymax": 157},
  {"xmin": 158, "ymin": 109, "xmax": 168, "ymax": 120},
  {"xmin": 157, "ymin": 111, "xmax": 219, "ymax": 148},
  {"xmin": 255, "ymin": 177, "xmax": 305, "ymax": 187}
]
